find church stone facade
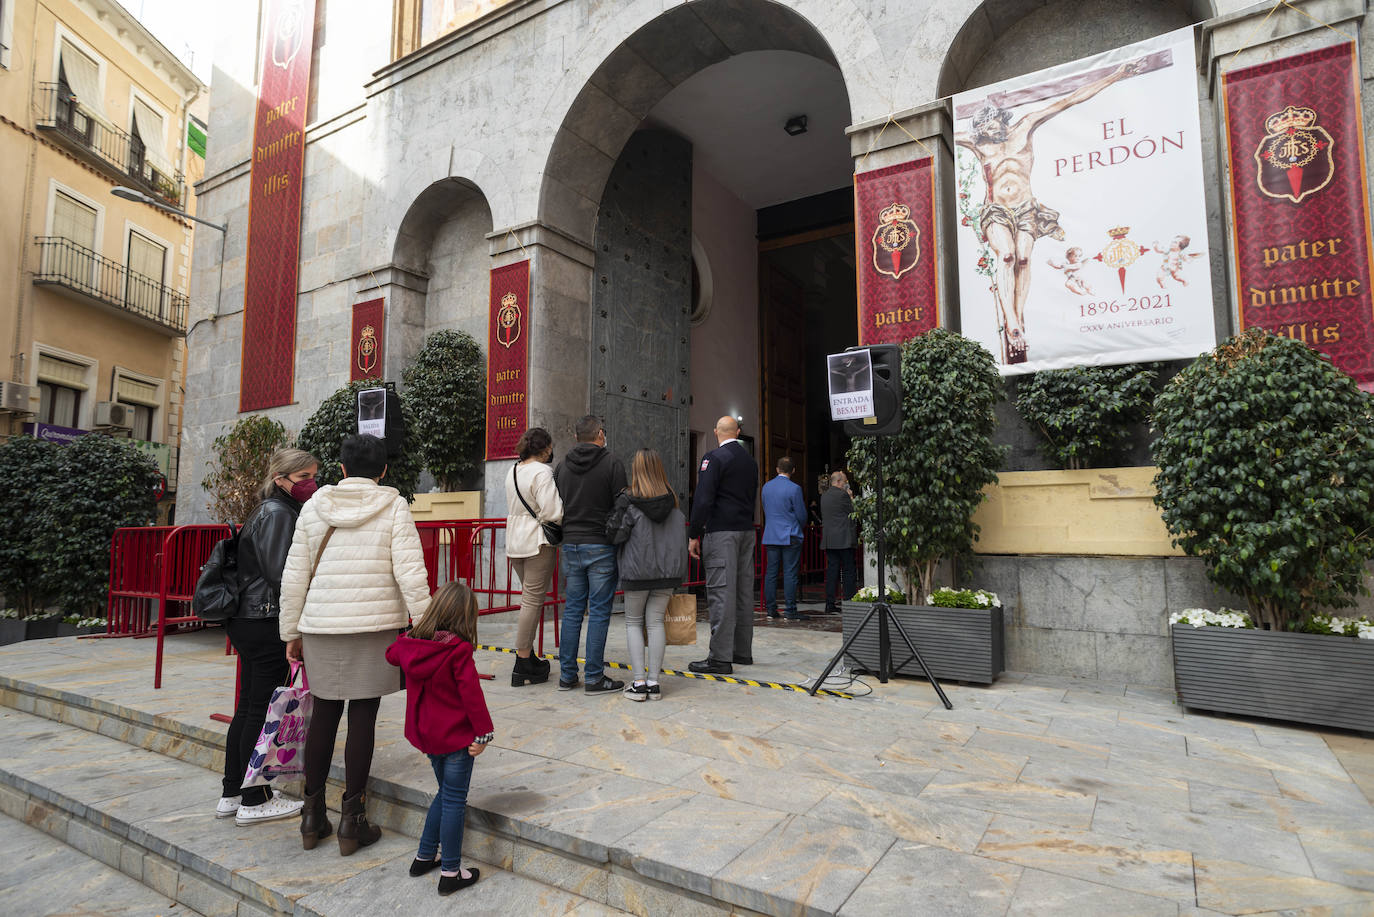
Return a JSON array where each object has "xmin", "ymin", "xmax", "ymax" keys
[{"xmin": 180, "ymin": 0, "xmax": 1374, "ymax": 685}]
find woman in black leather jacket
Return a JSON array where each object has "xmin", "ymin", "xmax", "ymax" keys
[{"xmin": 218, "ymin": 447, "xmax": 319, "ymax": 826}]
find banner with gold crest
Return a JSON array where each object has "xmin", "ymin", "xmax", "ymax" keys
[
  {"xmin": 854, "ymin": 158, "xmax": 939, "ymax": 344},
  {"xmin": 240, "ymin": 0, "xmax": 316, "ymax": 411},
  {"xmin": 1222, "ymin": 41, "xmax": 1374, "ymax": 388},
  {"xmin": 350, "ymin": 299, "xmax": 384, "ymax": 382},
  {"xmin": 485, "ymin": 261, "xmax": 529, "ymax": 460}
]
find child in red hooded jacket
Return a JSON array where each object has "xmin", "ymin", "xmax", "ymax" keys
[{"xmin": 385, "ymin": 582, "xmax": 494, "ymax": 896}]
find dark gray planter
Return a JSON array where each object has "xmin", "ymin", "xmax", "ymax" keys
[
  {"xmin": 841, "ymin": 601, "xmax": 1005, "ymax": 684},
  {"xmin": 24, "ymin": 617, "xmax": 60, "ymax": 640},
  {"xmin": 56, "ymin": 623, "xmax": 105, "ymax": 638},
  {"xmin": 1171, "ymin": 624, "xmax": 1374, "ymax": 733},
  {"xmin": 0, "ymin": 619, "xmax": 25, "ymax": 646}
]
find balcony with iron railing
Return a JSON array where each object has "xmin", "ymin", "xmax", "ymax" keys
[
  {"xmin": 34, "ymin": 83, "xmax": 184, "ymax": 208},
  {"xmin": 33, "ymin": 236, "xmax": 188, "ymax": 335}
]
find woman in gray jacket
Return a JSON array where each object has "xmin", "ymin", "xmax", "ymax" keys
[{"xmin": 607, "ymin": 449, "xmax": 687, "ymax": 701}]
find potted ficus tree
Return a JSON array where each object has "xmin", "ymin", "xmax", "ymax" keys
[
  {"xmin": 1152, "ymin": 328, "xmax": 1374, "ymax": 731},
  {"xmin": 844, "ymin": 329, "xmax": 1009, "ymax": 684},
  {"xmin": 400, "ymin": 329, "xmax": 486, "ymax": 521}
]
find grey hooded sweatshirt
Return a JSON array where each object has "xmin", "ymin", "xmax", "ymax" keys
[{"xmin": 606, "ymin": 491, "xmax": 688, "ymax": 591}]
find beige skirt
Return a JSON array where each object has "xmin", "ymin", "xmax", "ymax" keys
[{"xmin": 301, "ymin": 630, "xmax": 401, "ymax": 700}]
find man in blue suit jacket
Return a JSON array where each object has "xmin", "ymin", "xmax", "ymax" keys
[{"xmin": 760, "ymin": 456, "xmax": 809, "ymax": 621}]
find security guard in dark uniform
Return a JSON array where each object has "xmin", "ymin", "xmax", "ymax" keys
[{"xmin": 688, "ymin": 416, "xmax": 758, "ymax": 674}]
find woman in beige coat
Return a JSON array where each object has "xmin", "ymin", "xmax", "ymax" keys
[
  {"xmin": 504, "ymin": 427, "xmax": 563, "ymax": 686},
  {"xmin": 279, "ymin": 434, "xmax": 431, "ymax": 855}
]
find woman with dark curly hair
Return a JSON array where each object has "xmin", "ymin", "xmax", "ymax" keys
[{"xmin": 504, "ymin": 426, "xmax": 563, "ymax": 686}]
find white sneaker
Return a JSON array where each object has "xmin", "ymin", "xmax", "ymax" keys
[
  {"xmin": 234, "ymin": 796, "xmax": 303, "ymax": 826},
  {"xmin": 215, "ymin": 796, "xmax": 241, "ymax": 818}
]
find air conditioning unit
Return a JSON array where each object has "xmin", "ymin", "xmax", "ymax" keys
[
  {"xmin": 0, "ymin": 381, "xmax": 35, "ymax": 413},
  {"xmin": 95, "ymin": 401, "xmax": 133, "ymax": 429}
]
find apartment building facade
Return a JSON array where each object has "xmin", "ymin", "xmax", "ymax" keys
[{"xmin": 0, "ymin": 0, "xmax": 205, "ymax": 519}]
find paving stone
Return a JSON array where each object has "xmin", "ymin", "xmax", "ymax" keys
[
  {"xmin": 963, "ymin": 725, "xmax": 1111, "ymax": 771},
  {"xmin": 607, "ymin": 871, "xmax": 729, "ymax": 917},
  {"xmin": 712, "ymin": 814, "xmax": 894, "ymax": 917},
  {"xmin": 676, "ymin": 757, "xmax": 838, "ymax": 813},
  {"xmin": 919, "ymin": 772, "xmax": 1097, "ymax": 828},
  {"xmin": 1090, "ymin": 796, "xmax": 1312, "ymax": 877},
  {"xmin": 976, "ymin": 814, "xmax": 1195, "ymax": 900},
  {"xmin": 1018, "ymin": 758, "xmax": 1190, "ymax": 811},
  {"xmin": 1194, "ymin": 856, "xmax": 1374, "ymax": 913},
  {"xmin": 880, "ymin": 733, "xmax": 1028, "ymax": 780},
  {"xmin": 785, "ymin": 748, "xmax": 941, "ymax": 800},
  {"xmin": 613, "ymin": 794, "xmax": 785, "ymax": 895},
  {"xmin": 0, "ymin": 813, "xmax": 196, "ymax": 916},
  {"xmin": 1004, "ymin": 866, "xmax": 1178, "ymax": 915},
  {"xmin": 807, "ymin": 783, "xmax": 993, "ymax": 853},
  {"xmin": 838, "ymin": 842, "xmax": 1021, "ymax": 917}
]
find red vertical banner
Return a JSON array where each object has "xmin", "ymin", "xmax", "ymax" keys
[
  {"xmin": 486, "ymin": 260, "xmax": 529, "ymax": 460},
  {"xmin": 854, "ymin": 158, "xmax": 940, "ymax": 345},
  {"xmin": 350, "ymin": 299, "xmax": 384, "ymax": 382},
  {"xmin": 239, "ymin": 0, "xmax": 316, "ymax": 411},
  {"xmin": 1223, "ymin": 42, "xmax": 1374, "ymax": 387}
]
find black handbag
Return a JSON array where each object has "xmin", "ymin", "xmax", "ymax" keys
[{"xmin": 513, "ymin": 463, "xmax": 563, "ymax": 546}]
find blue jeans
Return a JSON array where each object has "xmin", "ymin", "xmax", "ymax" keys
[
  {"xmin": 763, "ymin": 541, "xmax": 802, "ymax": 616},
  {"xmin": 418, "ymin": 750, "xmax": 475, "ymax": 873},
  {"xmin": 559, "ymin": 543, "xmax": 618, "ymax": 684}
]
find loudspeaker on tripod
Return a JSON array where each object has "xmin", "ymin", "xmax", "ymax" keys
[{"xmin": 843, "ymin": 344, "xmax": 903, "ymax": 437}]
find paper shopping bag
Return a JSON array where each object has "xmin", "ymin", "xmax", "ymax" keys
[
  {"xmin": 242, "ymin": 660, "xmax": 313, "ymax": 788},
  {"xmin": 664, "ymin": 592, "xmax": 698, "ymax": 646}
]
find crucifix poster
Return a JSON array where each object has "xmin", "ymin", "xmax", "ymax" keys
[{"xmin": 952, "ymin": 27, "xmax": 1215, "ymax": 375}]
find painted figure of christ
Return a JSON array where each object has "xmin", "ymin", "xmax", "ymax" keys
[{"xmin": 956, "ymin": 57, "xmax": 1147, "ymax": 364}]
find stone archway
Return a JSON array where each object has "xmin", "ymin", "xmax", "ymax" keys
[
  {"xmin": 937, "ymin": 0, "xmax": 1216, "ymax": 97},
  {"xmin": 534, "ymin": 0, "xmax": 851, "ymax": 484},
  {"xmin": 539, "ymin": 0, "xmax": 841, "ymax": 245},
  {"xmin": 386, "ymin": 178, "xmax": 493, "ymax": 380}
]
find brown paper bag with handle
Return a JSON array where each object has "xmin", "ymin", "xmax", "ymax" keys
[{"xmin": 663, "ymin": 593, "xmax": 697, "ymax": 645}]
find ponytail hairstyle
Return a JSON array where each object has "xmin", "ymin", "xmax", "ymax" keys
[
  {"xmin": 258, "ymin": 447, "xmax": 320, "ymax": 502},
  {"xmin": 411, "ymin": 581, "xmax": 479, "ymax": 645}
]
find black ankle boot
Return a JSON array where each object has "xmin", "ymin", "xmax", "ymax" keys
[
  {"xmin": 300, "ymin": 786, "xmax": 332, "ymax": 850},
  {"xmin": 511, "ymin": 653, "xmax": 550, "ymax": 687},
  {"xmin": 337, "ymin": 791, "xmax": 381, "ymax": 856}
]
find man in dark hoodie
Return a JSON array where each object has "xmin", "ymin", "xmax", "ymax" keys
[{"xmin": 553, "ymin": 415, "xmax": 628, "ymax": 694}]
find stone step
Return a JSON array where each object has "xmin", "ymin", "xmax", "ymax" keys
[
  {"xmin": 0, "ymin": 706, "xmax": 630, "ymax": 916},
  {"xmin": 0, "ymin": 809, "xmax": 203, "ymax": 916},
  {"xmin": 0, "ymin": 659, "xmax": 761, "ymax": 916}
]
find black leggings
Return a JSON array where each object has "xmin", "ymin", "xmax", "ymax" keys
[
  {"xmin": 303, "ymin": 696, "xmax": 380, "ymax": 798},
  {"xmin": 223, "ymin": 617, "xmax": 290, "ymax": 807}
]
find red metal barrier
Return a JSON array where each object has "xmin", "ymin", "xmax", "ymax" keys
[
  {"xmin": 107, "ymin": 526, "xmax": 175, "ymax": 636},
  {"xmin": 112, "ymin": 516, "xmax": 853, "ymax": 691},
  {"xmin": 152, "ymin": 524, "xmax": 233, "ymax": 688},
  {"xmin": 417, "ymin": 519, "xmax": 559, "ymax": 656}
]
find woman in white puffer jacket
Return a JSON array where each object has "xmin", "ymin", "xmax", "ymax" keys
[{"xmin": 279, "ymin": 434, "xmax": 431, "ymax": 857}]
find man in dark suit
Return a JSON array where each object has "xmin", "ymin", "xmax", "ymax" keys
[
  {"xmin": 688, "ymin": 416, "xmax": 758, "ymax": 674},
  {"xmin": 821, "ymin": 470, "xmax": 858, "ymax": 613}
]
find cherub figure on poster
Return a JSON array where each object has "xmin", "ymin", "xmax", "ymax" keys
[
  {"xmin": 1045, "ymin": 246, "xmax": 1094, "ymax": 296},
  {"xmin": 1153, "ymin": 235, "xmax": 1205, "ymax": 287}
]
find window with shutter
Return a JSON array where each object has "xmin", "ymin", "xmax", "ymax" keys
[
  {"xmin": 58, "ymin": 39, "xmax": 101, "ymax": 116},
  {"xmin": 126, "ymin": 231, "xmax": 167, "ymax": 318},
  {"xmin": 52, "ymin": 191, "xmax": 97, "ymax": 249}
]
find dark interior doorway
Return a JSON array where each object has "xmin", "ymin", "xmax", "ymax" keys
[{"xmin": 757, "ymin": 187, "xmax": 858, "ymax": 512}]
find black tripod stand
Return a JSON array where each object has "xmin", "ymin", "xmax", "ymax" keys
[{"xmin": 807, "ymin": 435, "xmax": 953, "ymax": 708}]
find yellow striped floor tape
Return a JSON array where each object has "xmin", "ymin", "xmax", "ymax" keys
[{"xmin": 477, "ymin": 644, "xmax": 853, "ymax": 699}]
